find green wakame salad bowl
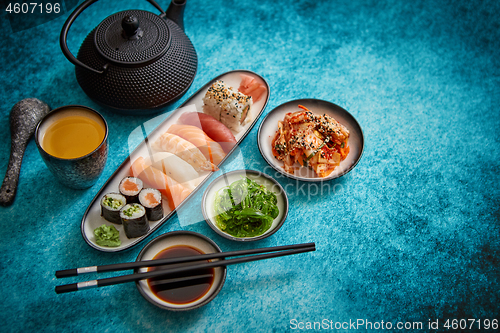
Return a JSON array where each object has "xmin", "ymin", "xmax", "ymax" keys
[{"xmin": 202, "ymin": 169, "xmax": 289, "ymax": 242}]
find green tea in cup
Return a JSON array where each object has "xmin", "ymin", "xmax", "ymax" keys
[{"xmin": 35, "ymin": 105, "xmax": 108, "ymax": 189}]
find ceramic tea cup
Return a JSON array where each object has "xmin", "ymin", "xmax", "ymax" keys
[{"xmin": 35, "ymin": 105, "xmax": 108, "ymax": 189}]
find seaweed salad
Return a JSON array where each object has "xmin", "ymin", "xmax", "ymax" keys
[{"xmin": 214, "ymin": 177, "xmax": 279, "ymax": 237}]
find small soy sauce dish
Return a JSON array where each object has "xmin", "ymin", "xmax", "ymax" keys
[{"xmin": 135, "ymin": 231, "xmax": 226, "ymax": 311}]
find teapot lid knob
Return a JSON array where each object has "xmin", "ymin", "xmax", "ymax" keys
[
  {"xmin": 122, "ymin": 15, "xmax": 143, "ymax": 39},
  {"xmin": 94, "ymin": 10, "xmax": 170, "ymax": 65}
]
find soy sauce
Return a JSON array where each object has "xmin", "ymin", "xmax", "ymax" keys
[{"xmin": 147, "ymin": 245, "xmax": 215, "ymax": 304}]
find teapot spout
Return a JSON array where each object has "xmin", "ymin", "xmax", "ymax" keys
[{"xmin": 166, "ymin": 0, "xmax": 186, "ymax": 31}]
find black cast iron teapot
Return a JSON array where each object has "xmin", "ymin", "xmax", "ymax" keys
[{"xmin": 60, "ymin": 0, "xmax": 197, "ymax": 114}]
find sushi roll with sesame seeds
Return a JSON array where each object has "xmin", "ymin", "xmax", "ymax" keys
[
  {"xmin": 138, "ymin": 188, "xmax": 163, "ymax": 221},
  {"xmin": 120, "ymin": 203, "xmax": 150, "ymax": 238},
  {"xmin": 202, "ymin": 80, "xmax": 253, "ymax": 133}
]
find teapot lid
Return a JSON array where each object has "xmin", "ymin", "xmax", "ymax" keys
[{"xmin": 94, "ymin": 10, "xmax": 170, "ymax": 65}]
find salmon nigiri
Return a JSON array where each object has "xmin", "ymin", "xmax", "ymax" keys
[
  {"xmin": 130, "ymin": 157, "xmax": 191, "ymax": 211},
  {"xmin": 167, "ymin": 124, "xmax": 226, "ymax": 166},
  {"xmin": 153, "ymin": 132, "xmax": 216, "ymax": 172}
]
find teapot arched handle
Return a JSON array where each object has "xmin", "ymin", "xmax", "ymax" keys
[{"xmin": 60, "ymin": 0, "xmax": 167, "ymax": 74}]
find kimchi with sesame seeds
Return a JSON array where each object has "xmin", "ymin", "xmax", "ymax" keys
[{"xmin": 271, "ymin": 105, "xmax": 350, "ymax": 177}]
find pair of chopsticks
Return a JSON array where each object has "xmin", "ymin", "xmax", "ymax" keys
[{"xmin": 55, "ymin": 242, "xmax": 316, "ymax": 294}]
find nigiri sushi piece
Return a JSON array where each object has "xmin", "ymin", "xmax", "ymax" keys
[
  {"xmin": 130, "ymin": 157, "xmax": 191, "ymax": 211},
  {"xmin": 144, "ymin": 152, "xmax": 199, "ymax": 190},
  {"xmin": 178, "ymin": 112, "xmax": 236, "ymax": 153},
  {"xmin": 202, "ymin": 80, "xmax": 253, "ymax": 133},
  {"xmin": 238, "ymin": 74, "xmax": 267, "ymax": 102},
  {"xmin": 167, "ymin": 124, "xmax": 226, "ymax": 166},
  {"xmin": 152, "ymin": 132, "xmax": 216, "ymax": 172}
]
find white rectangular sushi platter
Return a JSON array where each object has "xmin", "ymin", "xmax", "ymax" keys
[{"xmin": 81, "ymin": 70, "xmax": 270, "ymax": 252}]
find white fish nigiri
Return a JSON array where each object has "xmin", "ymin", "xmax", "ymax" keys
[{"xmin": 144, "ymin": 152, "xmax": 199, "ymax": 190}]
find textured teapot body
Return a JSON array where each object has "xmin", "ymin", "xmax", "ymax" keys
[{"xmin": 61, "ymin": 1, "xmax": 197, "ymax": 114}]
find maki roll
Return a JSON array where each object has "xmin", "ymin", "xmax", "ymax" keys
[
  {"xmin": 202, "ymin": 80, "xmax": 253, "ymax": 133},
  {"xmin": 139, "ymin": 188, "xmax": 163, "ymax": 221},
  {"xmin": 119, "ymin": 177, "xmax": 143, "ymax": 203},
  {"xmin": 100, "ymin": 193, "xmax": 126, "ymax": 224},
  {"xmin": 120, "ymin": 203, "xmax": 150, "ymax": 238}
]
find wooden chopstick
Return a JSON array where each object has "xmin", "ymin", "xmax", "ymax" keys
[
  {"xmin": 55, "ymin": 242, "xmax": 316, "ymax": 278},
  {"xmin": 55, "ymin": 244, "xmax": 315, "ymax": 294}
]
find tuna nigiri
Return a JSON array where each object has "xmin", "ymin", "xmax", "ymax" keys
[
  {"xmin": 130, "ymin": 157, "xmax": 191, "ymax": 211},
  {"xmin": 178, "ymin": 112, "xmax": 237, "ymax": 153},
  {"xmin": 167, "ymin": 124, "xmax": 226, "ymax": 166},
  {"xmin": 152, "ymin": 132, "xmax": 216, "ymax": 172}
]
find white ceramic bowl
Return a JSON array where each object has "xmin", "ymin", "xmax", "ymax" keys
[
  {"xmin": 135, "ymin": 231, "xmax": 226, "ymax": 311},
  {"xmin": 258, "ymin": 99, "xmax": 364, "ymax": 182},
  {"xmin": 202, "ymin": 169, "xmax": 289, "ymax": 242}
]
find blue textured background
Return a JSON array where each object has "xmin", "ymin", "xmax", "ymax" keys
[{"xmin": 0, "ymin": 0, "xmax": 499, "ymax": 332}]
